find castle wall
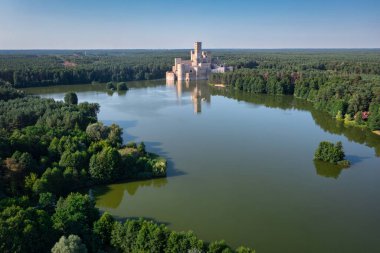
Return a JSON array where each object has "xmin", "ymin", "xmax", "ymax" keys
[
  {"xmin": 166, "ymin": 42, "xmax": 232, "ymax": 82},
  {"xmin": 166, "ymin": 71, "xmax": 176, "ymax": 81}
]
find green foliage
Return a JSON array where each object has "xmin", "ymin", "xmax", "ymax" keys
[
  {"xmin": 38, "ymin": 192, "xmax": 56, "ymax": 212},
  {"xmin": 86, "ymin": 122, "xmax": 123, "ymax": 147},
  {"xmin": 32, "ymin": 167, "xmax": 65, "ymax": 195},
  {"xmin": 51, "ymin": 235, "xmax": 88, "ymax": 253},
  {"xmin": 314, "ymin": 141, "xmax": 350, "ymax": 166},
  {"xmin": 89, "ymin": 146, "xmax": 122, "ymax": 183},
  {"xmin": 0, "ymin": 86, "xmax": 25, "ymax": 101},
  {"xmin": 93, "ymin": 212, "xmax": 115, "ymax": 247},
  {"xmin": 106, "ymin": 82, "xmax": 115, "ymax": 90},
  {"xmin": 236, "ymin": 246, "xmax": 256, "ymax": 253},
  {"xmin": 166, "ymin": 231, "xmax": 204, "ymax": 253},
  {"xmin": 117, "ymin": 82, "xmax": 129, "ymax": 91},
  {"xmin": 336, "ymin": 110, "xmax": 343, "ymax": 120},
  {"xmin": 64, "ymin": 92, "xmax": 78, "ymax": 105},
  {"xmin": 0, "ymin": 204, "xmax": 57, "ymax": 253},
  {"xmin": 368, "ymin": 103, "xmax": 380, "ymax": 131},
  {"xmin": 52, "ymin": 193, "xmax": 99, "ymax": 245},
  {"xmin": 137, "ymin": 141, "xmax": 146, "ymax": 155},
  {"xmin": 0, "ymin": 97, "xmax": 99, "ymax": 130},
  {"xmin": 344, "ymin": 113, "xmax": 353, "ymax": 124},
  {"xmin": 208, "ymin": 240, "xmax": 233, "ymax": 253}
]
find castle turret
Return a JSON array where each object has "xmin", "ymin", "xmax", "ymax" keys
[{"xmin": 194, "ymin": 42, "xmax": 202, "ymax": 65}]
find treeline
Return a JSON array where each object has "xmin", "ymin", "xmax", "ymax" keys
[
  {"xmin": 0, "ymin": 52, "xmax": 174, "ymax": 87},
  {"xmin": 0, "ymin": 192, "xmax": 254, "ymax": 253},
  {"xmin": 213, "ymin": 49, "xmax": 380, "ymax": 75},
  {"xmin": 1, "ymin": 49, "xmax": 380, "ymax": 88},
  {"xmin": 0, "ymin": 88, "xmax": 253, "ymax": 252},
  {"xmin": 210, "ymin": 69, "xmax": 380, "ymax": 131}
]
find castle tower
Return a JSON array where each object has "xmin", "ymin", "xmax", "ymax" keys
[{"xmin": 194, "ymin": 42, "xmax": 202, "ymax": 64}]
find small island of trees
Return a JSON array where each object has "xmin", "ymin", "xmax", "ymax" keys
[
  {"xmin": 314, "ymin": 141, "xmax": 350, "ymax": 167},
  {"xmin": 106, "ymin": 81, "xmax": 129, "ymax": 91}
]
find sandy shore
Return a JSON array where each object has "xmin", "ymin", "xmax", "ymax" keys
[{"xmin": 212, "ymin": 84, "xmax": 226, "ymax": 88}]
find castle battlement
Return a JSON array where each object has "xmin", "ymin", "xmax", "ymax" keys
[{"xmin": 166, "ymin": 42, "xmax": 233, "ymax": 82}]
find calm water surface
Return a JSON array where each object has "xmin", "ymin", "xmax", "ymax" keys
[{"xmin": 26, "ymin": 80, "xmax": 380, "ymax": 253}]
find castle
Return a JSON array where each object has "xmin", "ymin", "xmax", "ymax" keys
[{"xmin": 166, "ymin": 42, "xmax": 233, "ymax": 82}]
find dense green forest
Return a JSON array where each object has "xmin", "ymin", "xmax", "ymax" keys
[
  {"xmin": 0, "ymin": 86, "xmax": 254, "ymax": 253},
  {"xmin": 1, "ymin": 49, "xmax": 379, "ymax": 88},
  {"xmin": 209, "ymin": 50, "xmax": 380, "ymax": 131}
]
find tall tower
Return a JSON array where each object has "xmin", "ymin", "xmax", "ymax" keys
[{"xmin": 194, "ymin": 42, "xmax": 202, "ymax": 64}]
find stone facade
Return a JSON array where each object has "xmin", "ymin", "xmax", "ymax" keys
[{"xmin": 166, "ymin": 42, "xmax": 233, "ymax": 82}]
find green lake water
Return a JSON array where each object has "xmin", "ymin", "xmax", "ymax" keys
[{"xmin": 25, "ymin": 80, "xmax": 380, "ymax": 253}]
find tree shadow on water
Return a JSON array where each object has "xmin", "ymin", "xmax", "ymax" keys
[
  {"xmin": 345, "ymin": 155, "xmax": 371, "ymax": 165},
  {"xmin": 313, "ymin": 160, "xmax": 346, "ymax": 179},
  {"xmin": 89, "ymin": 140, "xmax": 186, "ymax": 209},
  {"xmin": 91, "ymin": 178, "xmax": 171, "ymax": 210}
]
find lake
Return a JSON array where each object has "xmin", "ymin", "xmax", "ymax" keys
[{"xmin": 25, "ymin": 80, "xmax": 380, "ymax": 253}]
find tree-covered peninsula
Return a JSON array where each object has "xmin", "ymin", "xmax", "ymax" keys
[{"xmin": 0, "ymin": 87, "xmax": 254, "ymax": 253}]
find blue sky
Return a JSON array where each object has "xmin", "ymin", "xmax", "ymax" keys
[{"xmin": 0, "ymin": 0, "xmax": 379, "ymax": 49}]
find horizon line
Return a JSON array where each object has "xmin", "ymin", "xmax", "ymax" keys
[{"xmin": 1, "ymin": 47, "xmax": 380, "ymax": 51}]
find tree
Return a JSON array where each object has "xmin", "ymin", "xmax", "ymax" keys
[
  {"xmin": 93, "ymin": 212, "xmax": 115, "ymax": 247},
  {"xmin": 32, "ymin": 167, "xmax": 65, "ymax": 195},
  {"xmin": 64, "ymin": 92, "xmax": 78, "ymax": 105},
  {"xmin": 107, "ymin": 124, "xmax": 123, "ymax": 147},
  {"xmin": 368, "ymin": 112, "xmax": 380, "ymax": 130},
  {"xmin": 51, "ymin": 235, "xmax": 87, "ymax": 253},
  {"xmin": 117, "ymin": 82, "xmax": 128, "ymax": 91},
  {"xmin": 0, "ymin": 205, "xmax": 57, "ymax": 253},
  {"xmin": 208, "ymin": 240, "xmax": 232, "ymax": 253},
  {"xmin": 52, "ymin": 193, "xmax": 99, "ymax": 246},
  {"xmin": 106, "ymin": 82, "xmax": 115, "ymax": 90},
  {"xmin": 86, "ymin": 122, "xmax": 109, "ymax": 142},
  {"xmin": 166, "ymin": 231, "xmax": 203, "ymax": 253},
  {"xmin": 137, "ymin": 142, "xmax": 146, "ymax": 155},
  {"xmin": 89, "ymin": 146, "xmax": 121, "ymax": 182}
]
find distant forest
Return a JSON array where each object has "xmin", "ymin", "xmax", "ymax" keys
[{"xmin": 1, "ymin": 49, "xmax": 379, "ymax": 87}]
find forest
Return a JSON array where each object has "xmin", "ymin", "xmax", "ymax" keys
[
  {"xmin": 208, "ymin": 50, "xmax": 380, "ymax": 131},
  {"xmin": 0, "ymin": 86, "xmax": 254, "ymax": 253}
]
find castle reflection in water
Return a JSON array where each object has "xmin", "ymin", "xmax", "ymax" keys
[{"xmin": 166, "ymin": 79, "xmax": 211, "ymax": 114}]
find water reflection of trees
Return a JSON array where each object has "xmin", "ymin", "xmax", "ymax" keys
[
  {"xmin": 94, "ymin": 178, "xmax": 168, "ymax": 209},
  {"xmin": 313, "ymin": 160, "xmax": 346, "ymax": 179},
  {"xmin": 211, "ymin": 87, "xmax": 380, "ymax": 156}
]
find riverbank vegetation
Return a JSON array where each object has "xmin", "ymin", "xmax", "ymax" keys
[
  {"xmin": 0, "ymin": 88, "xmax": 253, "ymax": 252},
  {"xmin": 209, "ymin": 50, "xmax": 380, "ymax": 131}
]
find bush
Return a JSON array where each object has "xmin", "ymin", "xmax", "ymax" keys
[
  {"xmin": 117, "ymin": 82, "xmax": 128, "ymax": 91},
  {"xmin": 64, "ymin": 92, "xmax": 78, "ymax": 105}
]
